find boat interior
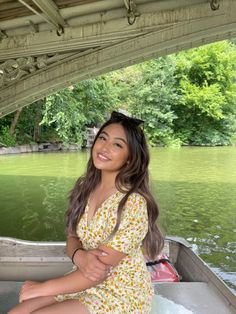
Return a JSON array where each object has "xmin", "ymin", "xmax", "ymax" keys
[{"xmin": 0, "ymin": 237, "xmax": 235, "ymax": 314}]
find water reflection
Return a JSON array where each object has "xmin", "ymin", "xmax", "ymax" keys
[
  {"xmin": 149, "ymin": 147, "xmax": 236, "ymax": 292},
  {"xmin": 154, "ymin": 179, "xmax": 236, "ymax": 291},
  {"xmin": 0, "ymin": 174, "xmax": 72, "ymax": 240}
]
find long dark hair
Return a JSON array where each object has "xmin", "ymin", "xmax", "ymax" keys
[{"xmin": 66, "ymin": 112, "xmax": 164, "ymax": 259}]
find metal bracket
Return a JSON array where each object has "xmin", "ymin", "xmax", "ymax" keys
[
  {"xmin": 124, "ymin": 0, "xmax": 138, "ymax": 25},
  {"xmin": 18, "ymin": 0, "xmax": 65, "ymax": 35},
  {"xmin": 210, "ymin": 0, "xmax": 220, "ymax": 10},
  {"xmin": 0, "ymin": 29, "xmax": 8, "ymax": 41},
  {"xmin": 27, "ymin": 20, "xmax": 39, "ymax": 33}
]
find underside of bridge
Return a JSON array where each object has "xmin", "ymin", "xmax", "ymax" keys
[{"xmin": 0, "ymin": 0, "xmax": 236, "ymax": 118}]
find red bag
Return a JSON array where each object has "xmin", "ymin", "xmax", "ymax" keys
[{"xmin": 145, "ymin": 254, "xmax": 180, "ymax": 282}]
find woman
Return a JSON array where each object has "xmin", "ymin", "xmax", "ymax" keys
[{"xmin": 9, "ymin": 111, "xmax": 164, "ymax": 314}]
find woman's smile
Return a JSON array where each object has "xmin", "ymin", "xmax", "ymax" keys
[
  {"xmin": 92, "ymin": 123, "xmax": 129, "ymax": 172},
  {"xmin": 97, "ymin": 153, "xmax": 111, "ymax": 162}
]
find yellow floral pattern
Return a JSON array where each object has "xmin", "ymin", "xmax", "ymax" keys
[{"xmin": 55, "ymin": 192, "xmax": 154, "ymax": 313}]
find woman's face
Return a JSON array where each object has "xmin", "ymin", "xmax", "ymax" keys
[{"xmin": 92, "ymin": 123, "xmax": 129, "ymax": 173}]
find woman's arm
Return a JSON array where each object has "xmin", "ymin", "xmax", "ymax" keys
[
  {"xmin": 42, "ymin": 268, "xmax": 104, "ymax": 296},
  {"xmin": 47, "ymin": 245, "xmax": 126, "ymax": 295},
  {"xmin": 19, "ymin": 270, "xmax": 101, "ymax": 302},
  {"xmin": 66, "ymin": 233, "xmax": 111, "ymax": 281},
  {"xmin": 19, "ymin": 246, "xmax": 127, "ymax": 302},
  {"xmin": 66, "ymin": 232, "xmax": 83, "ymax": 260}
]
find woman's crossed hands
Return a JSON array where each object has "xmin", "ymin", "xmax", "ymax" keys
[{"xmin": 74, "ymin": 248, "xmax": 112, "ymax": 282}]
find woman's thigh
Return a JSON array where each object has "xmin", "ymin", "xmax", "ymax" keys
[
  {"xmin": 8, "ymin": 296, "xmax": 56, "ymax": 314},
  {"xmin": 31, "ymin": 300, "xmax": 91, "ymax": 314}
]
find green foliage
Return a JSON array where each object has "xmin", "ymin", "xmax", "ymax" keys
[
  {"xmin": 0, "ymin": 126, "xmax": 16, "ymax": 147},
  {"xmin": 136, "ymin": 58, "xmax": 179, "ymax": 146},
  {"xmin": 111, "ymin": 41, "xmax": 236, "ymax": 147},
  {"xmin": 173, "ymin": 41, "xmax": 236, "ymax": 145},
  {"xmin": 1, "ymin": 40, "xmax": 236, "ymax": 147},
  {"xmin": 179, "ymin": 82, "xmax": 225, "ymax": 119},
  {"xmin": 14, "ymin": 101, "xmax": 45, "ymax": 144},
  {"xmin": 109, "ymin": 66, "xmax": 143, "ymax": 109},
  {"xmin": 41, "ymin": 89, "xmax": 86, "ymax": 145},
  {"xmin": 116, "ymin": 58, "xmax": 179, "ymax": 146},
  {"xmin": 41, "ymin": 77, "xmax": 117, "ymax": 146}
]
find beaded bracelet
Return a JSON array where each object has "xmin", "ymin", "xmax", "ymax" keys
[{"xmin": 71, "ymin": 247, "xmax": 84, "ymax": 264}]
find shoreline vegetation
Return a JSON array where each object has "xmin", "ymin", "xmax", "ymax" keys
[
  {"xmin": 1, "ymin": 41, "xmax": 236, "ymax": 149},
  {"xmin": 1, "ymin": 141, "xmax": 235, "ymax": 156},
  {"xmin": 0, "ymin": 143, "xmax": 80, "ymax": 155}
]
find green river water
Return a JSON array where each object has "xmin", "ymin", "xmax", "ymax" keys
[{"xmin": 0, "ymin": 147, "xmax": 235, "ymax": 292}]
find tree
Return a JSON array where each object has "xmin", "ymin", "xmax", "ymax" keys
[
  {"xmin": 1, "ymin": 41, "xmax": 236, "ymax": 148},
  {"xmin": 40, "ymin": 76, "xmax": 118, "ymax": 146},
  {"xmin": 128, "ymin": 58, "xmax": 179, "ymax": 146},
  {"xmin": 173, "ymin": 41, "xmax": 236, "ymax": 145},
  {"xmin": 9, "ymin": 109, "xmax": 22, "ymax": 136},
  {"xmin": 14, "ymin": 100, "xmax": 45, "ymax": 144}
]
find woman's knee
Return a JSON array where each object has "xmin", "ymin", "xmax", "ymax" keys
[
  {"xmin": 7, "ymin": 296, "xmax": 56, "ymax": 314},
  {"xmin": 30, "ymin": 300, "xmax": 91, "ymax": 314}
]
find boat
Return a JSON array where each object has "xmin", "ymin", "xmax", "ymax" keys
[{"xmin": 0, "ymin": 236, "xmax": 235, "ymax": 314}]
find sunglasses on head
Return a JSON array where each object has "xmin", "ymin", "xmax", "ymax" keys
[{"xmin": 110, "ymin": 111, "xmax": 144, "ymax": 127}]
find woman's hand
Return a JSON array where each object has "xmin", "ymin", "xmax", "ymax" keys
[
  {"xmin": 74, "ymin": 249, "xmax": 111, "ymax": 282},
  {"xmin": 19, "ymin": 280, "xmax": 46, "ymax": 303}
]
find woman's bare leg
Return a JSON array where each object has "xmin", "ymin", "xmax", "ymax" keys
[
  {"xmin": 8, "ymin": 296, "xmax": 56, "ymax": 314},
  {"xmin": 31, "ymin": 300, "xmax": 90, "ymax": 314}
]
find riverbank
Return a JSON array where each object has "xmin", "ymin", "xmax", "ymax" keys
[{"xmin": 0, "ymin": 143, "xmax": 79, "ymax": 155}]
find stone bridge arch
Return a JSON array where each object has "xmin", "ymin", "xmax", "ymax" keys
[{"xmin": 0, "ymin": 0, "xmax": 236, "ymax": 118}]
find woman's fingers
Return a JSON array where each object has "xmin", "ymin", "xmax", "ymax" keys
[
  {"xmin": 78, "ymin": 249, "xmax": 112, "ymax": 281},
  {"xmin": 85, "ymin": 266, "xmax": 113, "ymax": 281},
  {"xmin": 21, "ymin": 280, "xmax": 36, "ymax": 289},
  {"xmin": 19, "ymin": 281, "xmax": 42, "ymax": 302},
  {"xmin": 20, "ymin": 281, "xmax": 36, "ymax": 294},
  {"xmin": 89, "ymin": 249, "xmax": 108, "ymax": 258},
  {"xmin": 93, "ymin": 260, "xmax": 110, "ymax": 271},
  {"xmin": 85, "ymin": 263, "xmax": 110, "ymax": 276}
]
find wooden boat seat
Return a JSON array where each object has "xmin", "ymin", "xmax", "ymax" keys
[{"xmin": 0, "ymin": 281, "xmax": 235, "ymax": 314}]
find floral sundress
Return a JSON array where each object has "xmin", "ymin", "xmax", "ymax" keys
[{"xmin": 55, "ymin": 192, "xmax": 154, "ymax": 313}]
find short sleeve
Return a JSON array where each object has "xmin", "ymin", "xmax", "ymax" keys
[{"xmin": 104, "ymin": 193, "xmax": 148, "ymax": 255}]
